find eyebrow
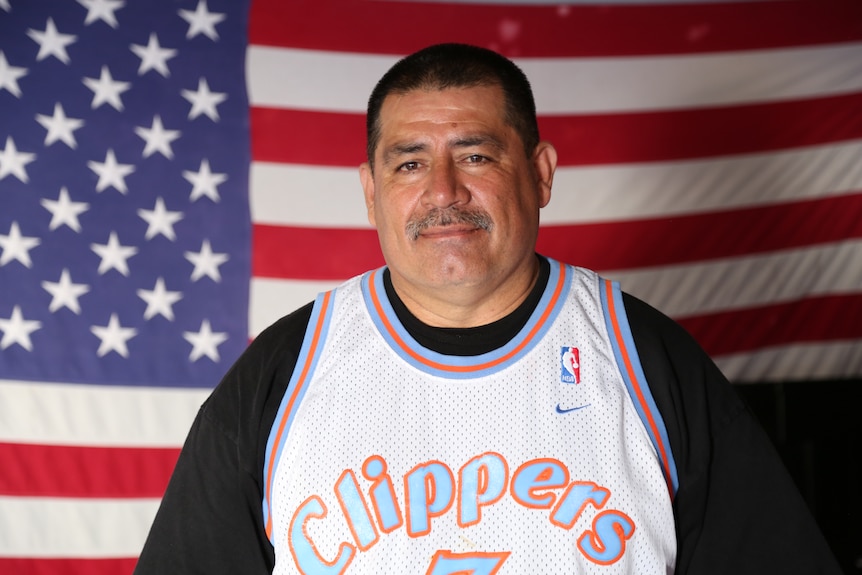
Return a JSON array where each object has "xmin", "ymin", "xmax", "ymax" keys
[
  {"xmin": 381, "ymin": 134, "xmax": 506, "ymax": 166},
  {"xmin": 451, "ymin": 135, "xmax": 506, "ymax": 152},
  {"xmin": 381, "ymin": 142, "xmax": 427, "ymax": 166}
]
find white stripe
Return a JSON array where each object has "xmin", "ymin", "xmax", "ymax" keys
[
  {"xmin": 247, "ymin": 43, "xmax": 862, "ymax": 113},
  {"xmin": 606, "ymin": 240, "xmax": 862, "ymax": 318},
  {"xmin": 0, "ymin": 496, "xmax": 158, "ymax": 557},
  {"xmin": 247, "ymin": 46, "xmax": 391, "ymax": 113},
  {"xmin": 250, "ymin": 163, "xmax": 368, "ymax": 227},
  {"xmin": 251, "ymin": 140, "xmax": 862, "ymax": 227},
  {"xmin": 250, "ymin": 277, "xmax": 340, "ymax": 337},
  {"xmin": 716, "ymin": 340, "xmax": 862, "ymax": 382},
  {"xmin": 545, "ymin": 140, "xmax": 862, "ymax": 223},
  {"xmin": 0, "ymin": 380, "xmax": 208, "ymax": 446}
]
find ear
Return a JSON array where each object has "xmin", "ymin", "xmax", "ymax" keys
[
  {"xmin": 532, "ymin": 141, "xmax": 557, "ymax": 209},
  {"xmin": 359, "ymin": 162, "xmax": 377, "ymax": 227}
]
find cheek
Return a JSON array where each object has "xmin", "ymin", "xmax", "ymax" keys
[
  {"xmin": 378, "ymin": 189, "xmax": 422, "ymax": 226},
  {"xmin": 476, "ymin": 183, "xmax": 527, "ymax": 220},
  {"xmin": 373, "ymin": 202, "xmax": 410, "ymax": 242}
]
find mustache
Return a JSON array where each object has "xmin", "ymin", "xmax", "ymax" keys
[{"xmin": 405, "ymin": 207, "xmax": 494, "ymax": 241}]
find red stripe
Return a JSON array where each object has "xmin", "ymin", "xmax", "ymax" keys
[
  {"xmin": 253, "ymin": 224, "xmax": 384, "ymax": 280},
  {"xmin": 679, "ymin": 294, "xmax": 862, "ymax": 358},
  {"xmin": 0, "ymin": 442, "xmax": 179, "ymax": 498},
  {"xmin": 249, "ymin": 0, "xmax": 862, "ymax": 57},
  {"xmin": 541, "ymin": 92, "xmax": 862, "ymax": 166},
  {"xmin": 251, "ymin": 92, "xmax": 862, "ymax": 167},
  {"xmin": 0, "ymin": 558, "xmax": 137, "ymax": 575},
  {"xmin": 252, "ymin": 192, "xmax": 862, "ymax": 279},
  {"xmin": 539, "ymin": 192, "xmax": 862, "ymax": 271},
  {"xmin": 250, "ymin": 107, "xmax": 365, "ymax": 167}
]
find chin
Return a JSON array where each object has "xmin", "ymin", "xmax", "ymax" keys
[{"xmin": 427, "ymin": 261, "xmax": 486, "ymax": 286}]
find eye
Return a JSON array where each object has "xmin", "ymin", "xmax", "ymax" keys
[
  {"xmin": 398, "ymin": 161, "xmax": 420, "ymax": 172},
  {"xmin": 465, "ymin": 154, "xmax": 488, "ymax": 164}
]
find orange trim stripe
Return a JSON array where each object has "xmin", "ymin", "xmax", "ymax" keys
[
  {"xmin": 604, "ymin": 281, "xmax": 675, "ymax": 501},
  {"xmin": 264, "ymin": 291, "xmax": 332, "ymax": 538},
  {"xmin": 368, "ymin": 266, "xmax": 567, "ymax": 373}
]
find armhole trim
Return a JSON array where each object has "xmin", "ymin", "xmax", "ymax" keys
[
  {"xmin": 600, "ymin": 279, "xmax": 679, "ymax": 499},
  {"xmin": 262, "ymin": 290, "xmax": 335, "ymax": 541}
]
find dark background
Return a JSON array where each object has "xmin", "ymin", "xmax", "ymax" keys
[{"xmin": 736, "ymin": 379, "xmax": 861, "ymax": 573}]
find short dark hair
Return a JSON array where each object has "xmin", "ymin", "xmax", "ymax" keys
[{"xmin": 365, "ymin": 43, "xmax": 540, "ymax": 168}]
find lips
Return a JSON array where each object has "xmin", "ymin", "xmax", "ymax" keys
[{"xmin": 420, "ymin": 222, "xmax": 480, "ymax": 236}]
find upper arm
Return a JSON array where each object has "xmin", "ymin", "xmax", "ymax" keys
[
  {"xmin": 133, "ymin": 405, "xmax": 275, "ymax": 574},
  {"xmin": 622, "ymin": 293, "xmax": 841, "ymax": 575}
]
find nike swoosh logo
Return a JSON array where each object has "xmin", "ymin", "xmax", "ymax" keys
[{"xmin": 555, "ymin": 403, "xmax": 591, "ymax": 414}]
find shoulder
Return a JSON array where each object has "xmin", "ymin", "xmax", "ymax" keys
[
  {"xmin": 622, "ymin": 292, "xmax": 741, "ymax": 403},
  {"xmin": 620, "ymin": 291, "xmax": 747, "ymax": 442},
  {"xmin": 206, "ymin": 300, "xmax": 314, "ymax": 411},
  {"xmin": 242, "ymin": 302, "xmax": 315, "ymax": 370},
  {"xmin": 622, "ymin": 291, "xmax": 712, "ymax": 363},
  {"xmin": 213, "ymin": 300, "xmax": 313, "ymax": 397}
]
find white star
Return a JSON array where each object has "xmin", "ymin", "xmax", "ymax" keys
[
  {"xmin": 0, "ymin": 51, "xmax": 27, "ymax": 97},
  {"xmin": 185, "ymin": 239, "xmax": 228, "ymax": 282},
  {"xmin": 87, "ymin": 148, "xmax": 135, "ymax": 193},
  {"xmin": 183, "ymin": 159, "xmax": 226, "ymax": 202},
  {"xmin": 90, "ymin": 313, "xmax": 137, "ymax": 358},
  {"xmin": 183, "ymin": 319, "xmax": 228, "ymax": 362},
  {"xmin": 181, "ymin": 77, "xmax": 227, "ymax": 121},
  {"xmin": 0, "ymin": 222, "xmax": 40, "ymax": 268},
  {"xmin": 78, "ymin": 0, "xmax": 125, "ymax": 28},
  {"xmin": 40, "ymin": 186, "xmax": 90, "ymax": 232},
  {"xmin": 91, "ymin": 231, "xmax": 138, "ymax": 275},
  {"xmin": 26, "ymin": 18, "xmax": 77, "ymax": 64},
  {"xmin": 41, "ymin": 269, "xmax": 90, "ymax": 314},
  {"xmin": 137, "ymin": 277, "xmax": 183, "ymax": 320},
  {"xmin": 82, "ymin": 65, "xmax": 130, "ymax": 111},
  {"xmin": 178, "ymin": 0, "xmax": 225, "ymax": 41},
  {"xmin": 130, "ymin": 33, "xmax": 177, "ymax": 77},
  {"xmin": 0, "ymin": 306, "xmax": 42, "ymax": 351},
  {"xmin": 36, "ymin": 103, "xmax": 85, "ymax": 148},
  {"xmin": 138, "ymin": 197, "xmax": 183, "ymax": 241},
  {"xmin": 0, "ymin": 136, "xmax": 36, "ymax": 183},
  {"xmin": 134, "ymin": 115, "xmax": 181, "ymax": 159}
]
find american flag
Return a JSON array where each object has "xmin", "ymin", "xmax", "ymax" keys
[{"xmin": 0, "ymin": 0, "xmax": 860, "ymax": 572}]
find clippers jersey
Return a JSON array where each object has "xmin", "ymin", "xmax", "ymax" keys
[{"xmin": 263, "ymin": 259, "xmax": 678, "ymax": 574}]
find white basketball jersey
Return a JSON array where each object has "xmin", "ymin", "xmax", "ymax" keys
[{"xmin": 263, "ymin": 259, "xmax": 678, "ymax": 574}]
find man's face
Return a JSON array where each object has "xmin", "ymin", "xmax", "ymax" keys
[{"xmin": 359, "ymin": 84, "xmax": 556, "ymax": 312}]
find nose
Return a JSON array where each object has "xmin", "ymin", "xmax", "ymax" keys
[{"xmin": 422, "ymin": 159, "xmax": 469, "ymax": 209}]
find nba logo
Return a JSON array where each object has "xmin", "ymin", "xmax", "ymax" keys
[{"xmin": 560, "ymin": 347, "xmax": 580, "ymax": 384}]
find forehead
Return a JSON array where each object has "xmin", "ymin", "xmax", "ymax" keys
[{"xmin": 376, "ymin": 85, "xmax": 509, "ymax": 140}]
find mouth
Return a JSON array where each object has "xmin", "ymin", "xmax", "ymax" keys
[
  {"xmin": 417, "ymin": 225, "xmax": 483, "ymax": 240},
  {"xmin": 406, "ymin": 208, "xmax": 493, "ymax": 241}
]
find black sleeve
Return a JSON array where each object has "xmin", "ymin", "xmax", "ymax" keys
[
  {"xmin": 623, "ymin": 293, "xmax": 842, "ymax": 574},
  {"xmin": 133, "ymin": 303, "xmax": 313, "ymax": 575}
]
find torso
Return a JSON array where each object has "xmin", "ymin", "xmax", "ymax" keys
[{"xmin": 263, "ymin": 260, "xmax": 676, "ymax": 574}]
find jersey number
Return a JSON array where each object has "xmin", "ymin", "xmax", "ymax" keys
[{"xmin": 426, "ymin": 550, "xmax": 510, "ymax": 575}]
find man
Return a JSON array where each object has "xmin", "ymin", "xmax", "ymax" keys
[{"xmin": 134, "ymin": 43, "xmax": 840, "ymax": 574}]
